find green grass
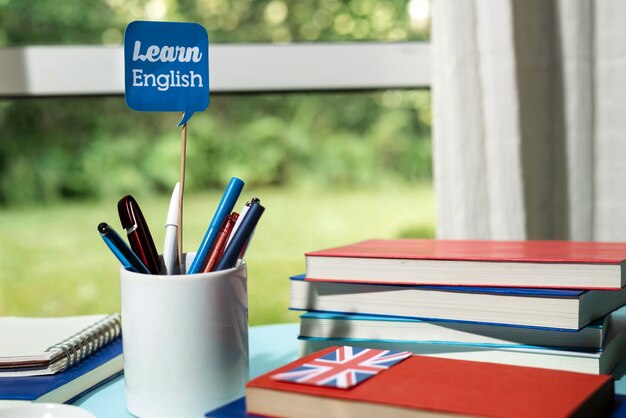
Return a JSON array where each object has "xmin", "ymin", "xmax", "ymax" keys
[{"xmin": 0, "ymin": 183, "xmax": 435, "ymax": 325}]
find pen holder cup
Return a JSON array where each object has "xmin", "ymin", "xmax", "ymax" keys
[{"xmin": 120, "ymin": 253, "xmax": 248, "ymax": 418}]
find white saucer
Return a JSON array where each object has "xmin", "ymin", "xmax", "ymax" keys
[{"xmin": 0, "ymin": 403, "xmax": 96, "ymax": 418}]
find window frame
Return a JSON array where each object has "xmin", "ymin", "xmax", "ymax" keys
[{"xmin": 0, "ymin": 42, "xmax": 430, "ymax": 97}]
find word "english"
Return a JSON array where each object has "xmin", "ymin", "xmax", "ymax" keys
[
  {"xmin": 132, "ymin": 41, "xmax": 202, "ymax": 63},
  {"xmin": 132, "ymin": 69, "xmax": 203, "ymax": 91}
]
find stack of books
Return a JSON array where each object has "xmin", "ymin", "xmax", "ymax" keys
[{"xmin": 290, "ymin": 239, "xmax": 626, "ymax": 374}]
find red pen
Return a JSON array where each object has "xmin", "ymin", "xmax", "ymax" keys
[
  {"xmin": 118, "ymin": 195, "xmax": 161, "ymax": 274},
  {"xmin": 202, "ymin": 212, "xmax": 239, "ymax": 273}
]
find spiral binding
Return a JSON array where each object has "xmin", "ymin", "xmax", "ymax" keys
[{"xmin": 45, "ymin": 313, "xmax": 121, "ymax": 373}]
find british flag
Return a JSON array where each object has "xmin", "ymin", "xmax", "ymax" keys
[{"xmin": 271, "ymin": 346, "xmax": 411, "ymax": 389}]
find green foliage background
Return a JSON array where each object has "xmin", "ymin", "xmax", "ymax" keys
[
  {"xmin": 0, "ymin": 0, "xmax": 432, "ymax": 207},
  {"xmin": 0, "ymin": 0, "xmax": 435, "ymax": 322}
]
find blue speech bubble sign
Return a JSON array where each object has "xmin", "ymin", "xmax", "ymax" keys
[{"xmin": 124, "ymin": 21, "xmax": 209, "ymax": 126}]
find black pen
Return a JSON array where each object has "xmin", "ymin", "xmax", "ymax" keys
[
  {"xmin": 118, "ymin": 195, "xmax": 161, "ymax": 274},
  {"xmin": 214, "ymin": 200, "xmax": 265, "ymax": 271}
]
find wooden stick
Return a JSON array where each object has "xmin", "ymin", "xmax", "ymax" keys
[{"xmin": 178, "ymin": 122, "xmax": 187, "ymax": 273}]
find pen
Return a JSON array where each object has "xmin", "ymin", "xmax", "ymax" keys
[
  {"xmin": 225, "ymin": 197, "xmax": 260, "ymax": 249},
  {"xmin": 187, "ymin": 177, "xmax": 245, "ymax": 274},
  {"xmin": 214, "ymin": 200, "xmax": 265, "ymax": 271},
  {"xmin": 98, "ymin": 222, "xmax": 150, "ymax": 274},
  {"xmin": 236, "ymin": 198, "xmax": 261, "ymax": 265},
  {"xmin": 163, "ymin": 182, "xmax": 180, "ymax": 275},
  {"xmin": 118, "ymin": 195, "xmax": 161, "ymax": 274},
  {"xmin": 201, "ymin": 212, "xmax": 238, "ymax": 273}
]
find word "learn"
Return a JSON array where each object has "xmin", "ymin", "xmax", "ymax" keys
[{"xmin": 132, "ymin": 41, "xmax": 202, "ymax": 63}]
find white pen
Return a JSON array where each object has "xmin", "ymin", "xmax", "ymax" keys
[{"xmin": 163, "ymin": 182, "xmax": 180, "ymax": 275}]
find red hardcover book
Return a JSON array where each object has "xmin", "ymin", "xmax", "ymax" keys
[
  {"xmin": 246, "ymin": 347, "xmax": 614, "ymax": 418},
  {"xmin": 305, "ymin": 239, "xmax": 626, "ymax": 289}
]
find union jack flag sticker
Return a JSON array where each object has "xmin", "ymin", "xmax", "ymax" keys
[{"xmin": 271, "ymin": 346, "xmax": 411, "ymax": 389}]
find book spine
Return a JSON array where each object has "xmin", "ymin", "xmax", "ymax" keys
[{"xmin": 46, "ymin": 314, "xmax": 122, "ymax": 373}]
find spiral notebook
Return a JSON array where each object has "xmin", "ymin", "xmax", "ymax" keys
[{"xmin": 0, "ymin": 314, "xmax": 121, "ymax": 377}]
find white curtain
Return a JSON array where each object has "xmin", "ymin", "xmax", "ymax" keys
[{"xmin": 432, "ymin": 0, "xmax": 626, "ymax": 241}]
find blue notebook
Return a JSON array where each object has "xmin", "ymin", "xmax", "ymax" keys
[
  {"xmin": 0, "ymin": 314, "xmax": 124, "ymax": 404},
  {"xmin": 0, "ymin": 338, "xmax": 123, "ymax": 403}
]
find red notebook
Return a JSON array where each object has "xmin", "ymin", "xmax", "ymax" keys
[
  {"xmin": 305, "ymin": 239, "xmax": 626, "ymax": 289},
  {"xmin": 246, "ymin": 346, "xmax": 614, "ymax": 418}
]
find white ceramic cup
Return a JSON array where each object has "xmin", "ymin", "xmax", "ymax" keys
[{"xmin": 120, "ymin": 253, "xmax": 248, "ymax": 418}]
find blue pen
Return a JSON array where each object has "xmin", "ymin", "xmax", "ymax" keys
[
  {"xmin": 214, "ymin": 200, "xmax": 265, "ymax": 271},
  {"xmin": 98, "ymin": 222, "xmax": 150, "ymax": 274},
  {"xmin": 187, "ymin": 177, "xmax": 245, "ymax": 274}
]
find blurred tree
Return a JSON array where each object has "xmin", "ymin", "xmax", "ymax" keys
[{"xmin": 0, "ymin": 0, "xmax": 432, "ymax": 206}]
